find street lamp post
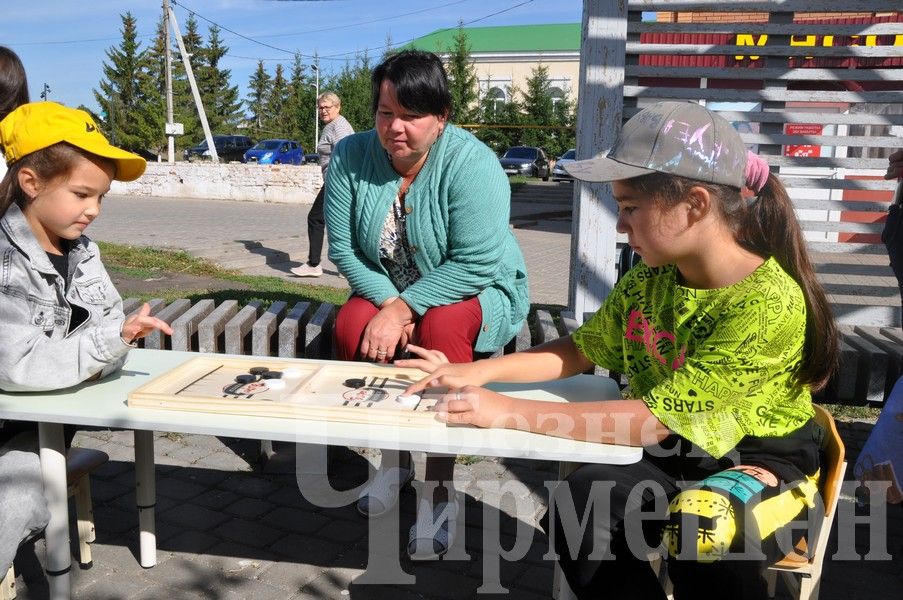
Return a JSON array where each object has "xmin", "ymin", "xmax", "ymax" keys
[{"xmin": 311, "ymin": 63, "xmax": 319, "ymax": 152}]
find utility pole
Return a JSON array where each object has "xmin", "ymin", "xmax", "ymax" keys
[
  {"xmin": 163, "ymin": 0, "xmax": 176, "ymax": 163},
  {"xmin": 312, "ymin": 62, "xmax": 319, "ymax": 151},
  {"xmin": 40, "ymin": 83, "xmax": 51, "ymax": 101},
  {"xmin": 167, "ymin": 2, "xmax": 216, "ymax": 161}
]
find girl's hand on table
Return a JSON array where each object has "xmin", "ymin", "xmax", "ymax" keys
[
  {"xmin": 398, "ymin": 344, "xmax": 490, "ymax": 394},
  {"xmin": 433, "ymin": 386, "xmax": 516, "ymax": 430}
]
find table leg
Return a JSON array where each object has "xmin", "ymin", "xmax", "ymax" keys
[
  {"xmin": 553, "ymin": 460, "xmax": 578, "ymax": 600},
  {"xmin": 38, "ymin": 422, "xmax": 71, "ymax": 600},
  {"xmin": 134, "ymin": 430, "xmax": 157, "ymax": 568}
]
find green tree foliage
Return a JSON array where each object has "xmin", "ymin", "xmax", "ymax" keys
[
  {"xmin": 285, "ymin": 54, "xmax": 317, "ymax": 152},
  {"xmin": 197, "ymin": 25, "xmax": 243, "ymax": 135},
  {"xmin": 445, "ymin": 23, "xmax": 479, "ymax": 124},
  {"xmin": 148, "ymin": 16, "xmax": 168, "ymax": 99},
  {"xmin": 93, "ymin": 12, "xmax": 163, "ymax": 155},
  {"xmin": 328, "ymin": 55, "xmax": 374, "ymax": 133},
  {"xmin": 473, "ymin": 85, "xmax": 523, "ymax": 154},
  {"xmin": 264, "ymin": 63, "xmax": 290, "ymax": 138},
  {"xmin": 519, "ymin": 64, "xmax": 574, "ymax": 157},
  {"xmin": 171, "ymin": 15, "xmax": 204, "ymax": 148},
  {"xmin": 245, "ymin": 60, "xmax": 272, "ymax": 139}
]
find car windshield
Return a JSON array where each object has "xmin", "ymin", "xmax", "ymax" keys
[
  {"xmin": 255, "ymin": 141, "xmax": 283, "ymax": 150},
  {"xmin": 195, "ymin": 140, "xmax": 208, "ymax": 150},
  {"xmin": 560, "ymin": 149, "xmax": 576, "ymax": 160},
  {"xmin": 504, "ymin": 147, "xmax": 537, "ymax": 159}
]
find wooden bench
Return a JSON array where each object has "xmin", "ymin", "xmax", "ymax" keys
[{"xmin": 125, "ymin": 297, "xmax": 898, "ymax": 406}]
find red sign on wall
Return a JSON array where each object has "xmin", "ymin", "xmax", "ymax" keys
[{"xmin": 785, "ymin": 123, "xmax": 823, "ymax": 157}]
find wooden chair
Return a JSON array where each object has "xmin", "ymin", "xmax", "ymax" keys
[
  {"xmin": 66, "ymin": 447, "xmax": 109, "ymax": 568},
  {"xmin": 0, "ymin": 447, "xmax": 108, "ymax": 599},
  {"xmin": 650, "ymin": 405, "xmax": 846, "ymax": 600},
  {"xmin": 765, "ymin": 405, "xmax": 847, "ymax": 600}
]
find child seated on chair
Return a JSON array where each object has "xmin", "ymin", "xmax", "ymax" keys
[
  {"xmin": 401, "ymin": 102, "xmax": 840, "ymax": 599},
  {"xmin": 0, "ymin": 102, "xmax": 172, "ymax": 576}
]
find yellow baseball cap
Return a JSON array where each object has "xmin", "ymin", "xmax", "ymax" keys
[{"xmin": 0, "ymin": 101, "xmax": 146, "ymax": 181}]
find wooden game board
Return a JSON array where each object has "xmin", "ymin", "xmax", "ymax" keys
[{"xmin": 127, "ymin": 356, "xmax": 446, "ymax": 427}]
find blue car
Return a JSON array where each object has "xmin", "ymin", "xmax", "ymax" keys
[{"xmin": 243, "ymin": 139, "xmax": 304, "ymax": 165}]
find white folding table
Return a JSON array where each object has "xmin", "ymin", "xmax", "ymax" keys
[{"xmin": 0, "ymin": 348, "xmax": 641, "ymax": 599}]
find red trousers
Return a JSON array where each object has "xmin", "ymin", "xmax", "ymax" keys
[{"xmin": 334, "ymin": 296, "xmax": 483, "ymax": 363}]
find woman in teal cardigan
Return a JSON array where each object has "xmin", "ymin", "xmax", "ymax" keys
[{"xmin": 324, "ymin": 50, "xmax": 529, "ymax": 559}]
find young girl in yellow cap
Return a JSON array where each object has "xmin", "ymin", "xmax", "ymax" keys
[
  {"xmin": 400, "ymin": 101, "xmax": 839, "ymax": 599},
  {"xmin": 0, "ymin": 101, "xmax": 172, "ymax": 576}
]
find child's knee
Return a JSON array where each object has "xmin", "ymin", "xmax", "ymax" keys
[
  {"xmin": 661, "ymin": 466, "xmax": 779, "ymax": 563},
  {"xmin": 662, "ymin": 485, "xmax": 738, "ymax": 563}
]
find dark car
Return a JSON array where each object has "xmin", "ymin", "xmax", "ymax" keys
[
  {"xmin": 184, "ymin": 135, "xmax": 255, "ymax": 163},
  {"xmin": 499, "ymin": 146, "xmax": 550, "ymax": 180},
  {"xmin": 243, "ymin": 139, "xmax": 304, "ymax": 165},
  {"xmin": 552, "ymin": 148, "xmax": 577, "ymax": 182}
]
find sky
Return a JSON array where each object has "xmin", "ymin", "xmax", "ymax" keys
[{"xmin": 3, "ymin": 0, "xmax": 585, "ymax": 113}]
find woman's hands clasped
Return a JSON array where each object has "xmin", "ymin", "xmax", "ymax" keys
[{"xmin": 361, "ymin": 297, "xmax": 416, "ymax": 363}]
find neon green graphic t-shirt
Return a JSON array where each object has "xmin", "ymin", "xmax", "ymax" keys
[{"xmin": 573, "ymin": 257, "xmax": 814, "ymax": 458}]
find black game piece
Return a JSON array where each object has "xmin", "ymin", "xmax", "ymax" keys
[
  {"xmin": 223, "ymin": 382, "xmax": 245, "ymax": 395},
  {"xmin": 344, "ymin": 378, "xmax": 366, "ymax": 388},
  {"xmin": 235, "ymin": 374, "xmax": 256, "ymax": 384},
  {"xmin": 261, "ymin": 370, "xmax": 282, "ymax": 379},
  {"xmin": 249, "ymin": 367, "xmax": 269, "ymax": 376}
]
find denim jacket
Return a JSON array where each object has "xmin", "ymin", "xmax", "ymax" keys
[{"xmin": 0, "ymin": 203, "xmax": 130, "ymax": 392}]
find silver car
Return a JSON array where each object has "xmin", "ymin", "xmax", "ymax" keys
[{"xmin": 552, "ymin": 148, "xmax": 576, "ymax": 182}]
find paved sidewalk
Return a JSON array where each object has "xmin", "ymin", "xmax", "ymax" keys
[
  {"xmin": 11, "ymin": 427, "xmax": 903, "ymax": 599},
  {"xmin": 88, "ymin": 183, "xmax": 576, "ymax": 307}
]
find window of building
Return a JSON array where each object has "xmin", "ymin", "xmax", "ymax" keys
[{"xmin": 486, "ymin": 87, "xmax": 507, "ymax": 112}]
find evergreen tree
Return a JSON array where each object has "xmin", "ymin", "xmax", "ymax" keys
[
  {"xmin": 329, "ymin": 54, "xmax": 373, "ymax": 132},
  {"xmin": 197, "ymin": 25, "xmax": 243, "ymax": 135},
  {"xmin": 474, "ymin": 85, "xmax": 522, "ymax": 154},
  {"xmin": 93, "ymin": 12, "xmax": 163, "ymax": 155},
  {"xmin": 171, "ymin": 15, "xmax": 203, "ymax": 146},
  {"xmin": 520, "ymin": 64, "xmax": 554, "ymax": 149},
  {"xmin": 246, "ymin": 60, "xmax": 272, "ymax": 139},
  {"xmin": 519, "ymin": 64, "xmax": 575, "ymax": 157},
  {"xmin": 551, "ymin": 91, "xmax": 576, "ymax": 158},
  {"xmin": 445, "ymin": 23, "xmax": 479, "ymax": 124},
  {"xmin": 265, "ymin": 63, "xmax": 290, "ymax": 138},
  {"xmin": 381, "ymin": 34, "xmax": 395, "ymax": 64},
  {"xmin": 148, "ymin": 15, "xmax": 168, "ymax": 99},
  {"xmin": 147, "ymin": 15, "xmax": 183, "ymax": 157},
  {"xmin": 285, "ymin": 54, "xmax": 317, "ymax": 151}
]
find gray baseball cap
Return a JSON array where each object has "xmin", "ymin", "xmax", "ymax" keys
[{"xmin": 564, "ymin": 101, "xmax": 748, "ymax": 188}]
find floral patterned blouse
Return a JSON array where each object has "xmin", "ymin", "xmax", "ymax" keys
[{"xmin": 378, "ymin": 192, "xmax": 421, "ymax": 290}]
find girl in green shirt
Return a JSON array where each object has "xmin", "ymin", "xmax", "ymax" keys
[{"xmin": 401, "ymin": 102, "xmax": 839, "ymax": 599}]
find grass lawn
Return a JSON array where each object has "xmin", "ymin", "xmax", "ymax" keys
[{"xmin": 99, "ymin": 241, "xmax": 349, "ymax": 307}]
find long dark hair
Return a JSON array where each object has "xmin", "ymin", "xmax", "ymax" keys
[
  {"xmin": 0, "ymin": 46, "xmax": 29, "ymax": 122},
  {"xmin": 0, "ymin": 143, "xmax": 101, "ymax": 217},
  {"xmin": 370, "ymin": 50, "xmax": 452, "ymax": 119},
  {"xmin": 628, "ymin": 172, "xmax": 839, "ymax": 391}
]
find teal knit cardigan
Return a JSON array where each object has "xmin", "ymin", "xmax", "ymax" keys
[{"xmin": 324, "ymin": 124, "xmax": 529, "ymax": 352}]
